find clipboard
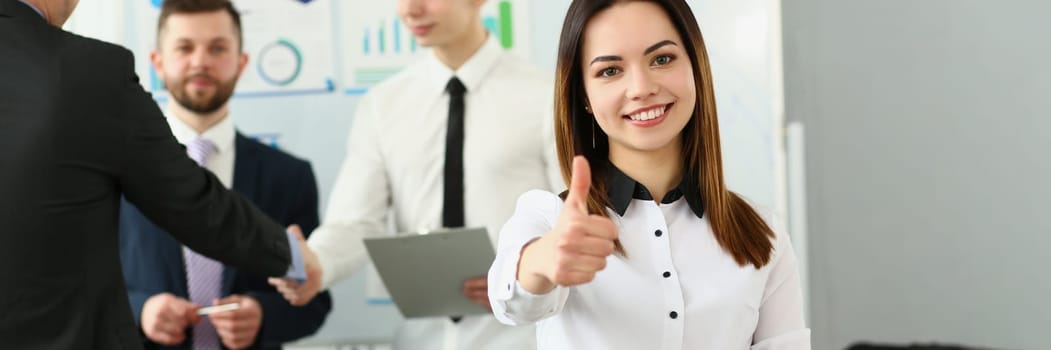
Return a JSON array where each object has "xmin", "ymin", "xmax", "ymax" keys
[{"xmin": 363, "ymin": 227, "xmax": 495, "ymax": 318}]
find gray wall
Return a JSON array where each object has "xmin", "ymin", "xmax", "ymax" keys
[{"xmin": 782, "ymin": 1, "xmax": 1051, "ymax": 349}]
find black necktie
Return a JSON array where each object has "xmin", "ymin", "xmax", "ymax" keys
[
  {"xmin": 444, "ymin": 77, "xmax": 467, "ymax": 324},
  {"xmin": 443, "ymin": 77, "xmax": 467, "ymax": 229}
]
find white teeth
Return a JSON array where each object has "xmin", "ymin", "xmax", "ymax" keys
[{"xmin": 629, "ymin": 106, "xmax": 666, "ymax": 121}]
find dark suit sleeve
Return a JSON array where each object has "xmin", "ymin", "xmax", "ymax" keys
[
  {"xmin": 128, "ymin": 290, "xmax": 152, "ymax": 328},
  {"xmin": 117, "ymin": 200, "xmax": 174, "ymax": 331},
  {"xmin": 113, "ymin": 49, "xmax": 291, "ymax": 277},
  {"xmin": 289, "ymin": 164, "xmax": 321, "ymax": 236},
  {"xmin": 249, "ymin": 163, "xmax": 331, "ymax": 346}
]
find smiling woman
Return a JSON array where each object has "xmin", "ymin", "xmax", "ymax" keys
[{"xmin": 487, "ymin": 1, "xmax": 811, "ymax": 349}]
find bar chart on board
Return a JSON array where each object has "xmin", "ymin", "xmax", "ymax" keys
[{"xmin": 342, "ymin": 0, "xmax": 531, "ymax": 93}]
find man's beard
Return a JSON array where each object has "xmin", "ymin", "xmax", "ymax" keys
[{"xmin": 168, "ymin": 74, "xmax": 238, "ymax": 114}]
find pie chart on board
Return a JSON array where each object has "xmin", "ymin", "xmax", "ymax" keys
[{"xmin": 256, "ymin": 39, "xmax": 303, "ymax": 87}]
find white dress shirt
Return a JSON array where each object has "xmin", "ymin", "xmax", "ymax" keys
[
  {"xmin": 308, "ymin": 35, "xmax": 560, "ymax": 350},
  {"xmin": 489, "ymin": 165, "xmax": 811, "ymax": 350},
  {"xmin": 166, "ymin": 112, "xmax": 236, "ymax": 188}
]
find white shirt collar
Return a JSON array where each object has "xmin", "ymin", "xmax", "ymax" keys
[
  {"xmin": 424, "ymin": 33, "xmax": 505, "ymax": 96},
  {"xmin": 165, "ymin": 111, "xmax": 236, "ymax": 155}
]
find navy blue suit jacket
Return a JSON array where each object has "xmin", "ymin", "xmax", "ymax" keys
[{"xmin": 119, "ymin": 133, "xmax": 331, "ymax": 350}]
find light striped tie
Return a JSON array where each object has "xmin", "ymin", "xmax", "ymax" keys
[{"xmin": 184, "ymin": 138, "xmax": 222, "ymax": 350}]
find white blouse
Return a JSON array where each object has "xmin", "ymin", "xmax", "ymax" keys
[{"xmin": 488, "ymin": 168, "xmax": 811, "ymax": 350}]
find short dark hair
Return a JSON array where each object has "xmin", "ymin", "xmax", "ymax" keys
[{"xmin": 156, "ymin": 0, "xmax": 243, "ymax": 51}]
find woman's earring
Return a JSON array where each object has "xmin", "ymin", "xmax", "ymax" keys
[{"xmin": 584, "ymin": 105, "xmax": 592, "ymax": 113}]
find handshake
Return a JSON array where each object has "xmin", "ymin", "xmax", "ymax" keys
[{"xmin": 275, "ymin": 225, "xmax": 325, "ymax": 306}]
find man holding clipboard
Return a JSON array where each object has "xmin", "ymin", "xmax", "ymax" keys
[{"xmin": 269, "ymin": 0, "xmax": 560, "ymax": 349}]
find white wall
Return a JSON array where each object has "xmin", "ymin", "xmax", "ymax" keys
[{"xmin": 62, "ymin": 0, "xmax": 124, "ymax": 44}]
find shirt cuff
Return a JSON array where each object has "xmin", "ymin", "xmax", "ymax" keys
[
  {"xmin": 284, "ymin": 231, "xmax": 307, "ymax": 282},
  {"xmin": 497, "ymin": 281, "xmax": 566, "ymax": 324},
  {"xmin": 490, "ymin": 239, "xmax": 567, "ymax": 325},
  {"xmin": 492, "ymin": 245, "xmax": 524, "ymax": 302},
  {"xmin": 494, "ymin": 237, "xmax": 544, "ymax": 301},
  {"xmin": 308, "ymin": 236, "xmax": 340, "ymax": 290}
]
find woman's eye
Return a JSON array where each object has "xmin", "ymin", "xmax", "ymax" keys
[
  {"xmin": 653, "ymin": 55, "xmax": 673, "ymax": 66},
  {"xmin": 599, "ymin": 67, "xmax": 620, "ymax": 77}
]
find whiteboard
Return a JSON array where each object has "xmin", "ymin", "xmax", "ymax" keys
[
  {"xmin": 127, "ymin": 0, "xmax": 337, "ymax": 97},
  {"xmin": 340, "ymin": 0, "xmax": 532, "ymax": 93}
]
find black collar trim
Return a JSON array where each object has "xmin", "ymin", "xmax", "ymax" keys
[{"xmin": 603, "ymin": 162, "xmax": 704, "ymax": 218}]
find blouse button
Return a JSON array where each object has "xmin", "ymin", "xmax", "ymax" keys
[
  {"xmin": 654, "ymin": 229, "xmax": 663, "ymax": 237},
  {"xmin": 669, "ymin": 311, "xmax": 678, "ymax": 319},
  {"xmin": 662, "ymin": 271, "xmax": 671, "ymax": 278}
]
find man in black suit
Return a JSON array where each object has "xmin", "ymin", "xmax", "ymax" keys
[
  {"xmin": 119, "ymin": 1, "xmax": 331, "ymax": 349},
  {"xmin": 0, "ymin": 0, "xmax": 317, "ymax": 349}
]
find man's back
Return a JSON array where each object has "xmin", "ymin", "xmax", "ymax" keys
[{"xmin": 0, "ymin": 1, "xmax": 293, "ymax": 348}]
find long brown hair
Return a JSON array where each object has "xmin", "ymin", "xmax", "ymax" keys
[{"xmin": 553, "ymin": 0, "xmax": 775, "ymax": 268}]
